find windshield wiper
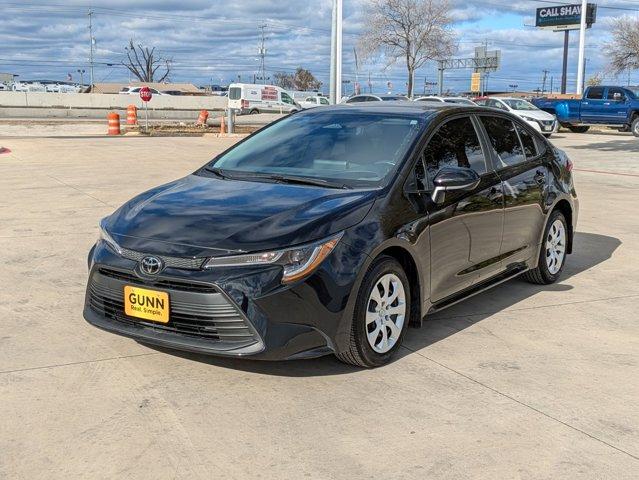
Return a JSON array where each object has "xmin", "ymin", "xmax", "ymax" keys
[
  {"xmin": 203, "ymin": 166, "xmax": 231, "ymax": 179},
  {"xmin": 261, "ymin": 174, "xmax": 350, "ymax": 189}
]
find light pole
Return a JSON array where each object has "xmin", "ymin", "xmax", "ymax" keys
[
  {"xmin": 329, "ymin": 0, "xmax": 343, "ymax": 104},
  {"xmin": 509, "ymin": 84, "xmax": 518, "ymax": 92},
  {"xmin": 77, "ymin": 69, "xmax": 85, "ymax": 86},
  {"xmin": 576, "ymin": 0, "xmax": 588, "ymax": 94}
]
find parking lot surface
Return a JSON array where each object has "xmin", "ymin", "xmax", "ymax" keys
[{"xmin": 1, "ymin": 129, "xmax": 638, "ymax": 479}]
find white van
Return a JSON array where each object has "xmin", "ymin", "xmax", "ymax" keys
[{"xmin": 227, "ymin": 83, "xmax": 301, "ymax": 115}]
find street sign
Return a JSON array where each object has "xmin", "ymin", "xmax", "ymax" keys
[
  {"xmin": 139, "ymin": 86, "xmax": 152, "ymax": 102},
  {"xmin": 535, "ymin": 3, "xmax": 597, "ymax": 31},
  {"xmin": 471, "ymin": 73, "xmax": 481, "ymax": 93}
]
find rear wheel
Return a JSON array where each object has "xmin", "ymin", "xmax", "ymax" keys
[
  {"xmin": 336, "ymin": 256, "xmax": 410, "ymax": 368},
  {"xmin": 523, "ymin": 210, "xmax": 568, "ymax": 285},
  {"xmin": 567, "ymin": 125, "xmax": 590, "ymax": 133},
  {"xmin": 249, "ymin": 108, "xmax": 260, "ymax": 115},
  {"xmin": 631, "ymin": 117, "xmax": 639, "ymax": 137}
]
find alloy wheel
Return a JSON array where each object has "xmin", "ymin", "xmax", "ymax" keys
[
  {"xmin": 365, "ymin": 273, "xmax": 406, "ymax": 354},
  {"xmin": 545, "ymin": 219, "xmax": 566, "ymax": 275}
]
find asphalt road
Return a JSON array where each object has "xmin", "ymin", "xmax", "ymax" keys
[{"xmin": 0, "ymin": 129, "xmax": 638, "ymax": 479}]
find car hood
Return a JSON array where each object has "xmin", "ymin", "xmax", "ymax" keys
[
  {"xmin": 513, "ymin": 109, "xmax": 555, "ymax": 121},
  {"xmin": 104, "ymin": 174, "xmax": 377, "ymax": 257}
]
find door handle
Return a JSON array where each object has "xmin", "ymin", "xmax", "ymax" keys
[
  {"xmin": 534, "ymin": 171, "xmax": 546, "ymax": 185},
  {"xmin": 604, "ymin": 102, "xmax": 610, "ymax": 106},
  {"xmin": 583, "ymin": 101, "xmax": 589, "ymax": 105}
]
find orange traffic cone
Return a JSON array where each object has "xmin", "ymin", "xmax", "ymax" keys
[
  {"xmin": 107, "ymin": 113, "xmax": 121, "ymax": 135},
  {"xmin": 220, "ymin": 116, "xmax": 226, "ymax": 134}
]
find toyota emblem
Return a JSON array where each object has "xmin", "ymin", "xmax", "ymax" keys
[{"xmin": 140, "ymin": 256, "xmax": 163, "ymax": 275}]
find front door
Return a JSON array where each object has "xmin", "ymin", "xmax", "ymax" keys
[
  {"xmin": 478, "ymin": 115, "xmax": 547, "ymax": 269},
  {"xmin": 601, "ymin": 87, "xmax": 630, "ymax": 123},
  {"xmin": 425, "ymin": 115, "xmax": 504, "ymax": 303}
]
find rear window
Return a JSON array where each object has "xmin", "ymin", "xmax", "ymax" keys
[
  {"xmin": 229, "ymin": 87, "xmax": 241, "ymax": 100},
  {"xmin": 515, "ymin": 125, "xmax": 538, "ymax": 159},
  {"xmin": 586, "ymin": 87, "xmax": 604, "ymax": 100},
  {"xmin": 480, "ymin": 116, "xmax": 526, "ymax": 167}
]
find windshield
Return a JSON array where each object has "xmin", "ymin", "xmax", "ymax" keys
[
  {"xmin": 629, "ymin": 88, "xmax": 639, "ymax": 98},
  {"xmin": 444, "ymin": 98, "xmax": 475, "ymax": 105},
  {"xmin": 502, "ymin": 99, "xmax": 538, "ymax": 111},
  {"xmin": 381, "ymin": 96, "xmax": 408, "ymax": 101},
  {"xmin": 206, "ymin": 111, "xmax": 427, "ymax": 187}
]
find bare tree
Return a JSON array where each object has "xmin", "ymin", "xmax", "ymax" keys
[
  {"xmin": 273, "ymin": 72, "xmax": 295, "ymax": 89},
  {"xmin": 273, "ymin": 68, "xmax": 322, "ymax": 91},
  {"xmin": 122, "ymin": 40, "xmax": 172, "ymax": 83},
  {"xmin": 359, "ymin": 0, "xmax": 457, "ymax": 97},
  {"xmin": 603, "ymin": 17, "xmax": 639, "ymax": 75},
  {"xmin": 586, "ymin": 72, "xmax": 603, "ymax": 87}
]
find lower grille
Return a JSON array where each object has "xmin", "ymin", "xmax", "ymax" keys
[{"xmin": 88, "ymin": 271, "xmax": 259, "ymax": 346}]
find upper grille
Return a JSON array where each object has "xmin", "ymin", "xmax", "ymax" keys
[
  {"xmin": 540, "ymin": 120, "xmax": 554, "ymax": 126},
  {"xmin": 119, "ymin": 247, "xmax": 205, "ymax": 270},
  {"xmin": 98, "ymin": 267, "xmax": 216, "ymax": 293},
  {"xmin": 88, "ymin": 270, "xmax": 259, "ymax": 346}
]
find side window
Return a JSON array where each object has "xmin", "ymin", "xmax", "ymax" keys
[
  {"xmin": 320, "ymin": 97, "xmax": 330, "ymax": 105},
  {"xmin": 607, "ymin": 87, "xmax": 626, "ymax": 101},
  {"xmin": 480, "ymin": 116, "xmax": 526, "ymax": 167},
  {"xmin": 515, "ymin": 124, "xmax": 538, "ymax": 159},
  {"xmin": 423, "ymin": 116, "xmax": 487, "ymax": 183},
  {"xmin": 586, "ymin": 87, "xmax": 604, "ymax": 100},
  {"xmin": 346, "ymin": 96, "xmax": 361, "ymax": 103},
  {"xmin": 281, "ymin": 92, "xmax": 295, "ymax": 105}
]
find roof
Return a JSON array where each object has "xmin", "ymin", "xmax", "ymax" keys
[
  {"xmin": 304, "ymin": 102, "xmax": 464, "ymax": 116},
  {"xmin": 89, "ymin": 82, "xmax": 204, "ymax": 94}
]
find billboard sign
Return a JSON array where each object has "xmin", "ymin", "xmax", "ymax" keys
[{"xmin": 535, "ymin": 3, "xmax": 597, "ymax": 31}]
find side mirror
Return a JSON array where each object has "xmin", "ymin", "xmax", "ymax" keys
[{"xmin": 431, "ymin": 167, "xmax": 481, "ymax": 204}]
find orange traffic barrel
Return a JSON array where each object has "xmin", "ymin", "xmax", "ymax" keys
[
  {"xmin": 126, "ymin": 105, "xmax": 137, "ymax": 125},
  {"xmin": 220, "ymin": 115, "xmax": 226, "ymax": 134},
  {"xmin": 107, "ymin": 113, "xmax": 121, "ymax": 135},
  {"xmin": 197, "ymin": 109, "xmax": 209, "ymax": 125}
]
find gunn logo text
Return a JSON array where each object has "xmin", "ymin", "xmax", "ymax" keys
[{"xmin": 124, "ymin": 286, "xmax": 169, "ymax": 323}]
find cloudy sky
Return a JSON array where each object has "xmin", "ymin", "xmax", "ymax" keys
[{"xmin": 1, "ymin": 0, "xmax": 638, "ymax": 93}]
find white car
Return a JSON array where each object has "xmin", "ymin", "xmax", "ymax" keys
[
  {"xmin": 299, "ymin": 96, "xmax": 330, "ymax": 109},
  {"xmin": 414, "ymin": 96, "xmax": 477, "ymax": 106},
  {"xmin": 474, "ymin": 97, "xmax": 558, "ymax": 137}
]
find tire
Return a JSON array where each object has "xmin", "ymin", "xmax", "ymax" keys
[
  {"xmin": 567, "ymin": 125, "xmax": 590, "ymax": 133},
  {"xmin": 523, "ymin": 210, "xmax": 568, "ymax": 285},
  {"xmin": 249, "ymin": 109, "xmax": 259, "ymax": 115},
  {"xmin": 336, "ymin": 256, "xmax": 411, "ymax": 368},
  {"xmin": 543, "ymin": 133, "xmax": 552, "ymax": 139},
  {"xmin": 631, "ymin": 117, "xmax": 639, "ymax": 137}
]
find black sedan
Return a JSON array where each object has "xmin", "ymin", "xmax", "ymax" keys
[{"xmin": 84, "ymin": 103, "xmax": 578, "ymax": 367}]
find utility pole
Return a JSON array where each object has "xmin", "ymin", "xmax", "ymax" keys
[
  {"xmin": 541, "ymin": 69, "xmax": 549, "ymax": 95},
  {"xmin": 368, "ymin": 71, "xmax": 372, "ymax": 93},
  {"xmin": 258, "ymin": 24, "xmax": 267, "ymax": 83},
  {"xmin": 88, "ymin": 9, "xmax": 95, "ymax": 89},
  {"xmin": 329, "ymin": 0, "xmax": 343, "ymax": 104},
  {"xmin": 576, "ymin": 0, "xmax": 588, "ymax": 94},
  {"xmin": 550, "ymin": 76, "xmax": 554, "ymax": 94}
]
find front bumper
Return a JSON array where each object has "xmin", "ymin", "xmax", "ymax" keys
[{"xmin": 83, "ymin": 239, "xmax": 366, "ymax": 360}]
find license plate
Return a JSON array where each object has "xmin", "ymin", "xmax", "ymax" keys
[
  {"xmin": 124, "ymin": 286, "xmax": 169, "ymax": 323},
  {"xmin": 543, "ymin": 126, "xmax": 552, "ymax": 131}
]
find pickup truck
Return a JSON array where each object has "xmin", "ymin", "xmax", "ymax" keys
[{"xmin": 532, "ymin": 86, "xmax": 639, "ymax": 136}]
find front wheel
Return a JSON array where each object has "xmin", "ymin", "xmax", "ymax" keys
[
  {"xmin": 523, "ymin": 210, "xmax": 568, "ymax": 285},
  {"xmin": 631, "ymin": 117, "xmax": 639, "ymax": 137},
  {"xmin": 543, "ymin": 133, "xmax": 552, "ymax": 139},
  {"xmin": 336, "ymin": 256, "xmax": 410, "ymax": 368}
]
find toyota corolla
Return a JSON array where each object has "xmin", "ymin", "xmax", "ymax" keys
[{"xmin": 84, "ymin": 103, "xmax": 578, "ymax": 367}]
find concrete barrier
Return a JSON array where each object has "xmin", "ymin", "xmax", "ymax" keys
[{"xmin": 0, "ymin": 91, "xmax": 228, "ymax": 119}]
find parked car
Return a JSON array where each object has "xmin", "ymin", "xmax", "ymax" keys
[
  {"xmin": 300, "ymin": 96, "xmax": 331, "ymax": 109},
  {"xmin": 474, "ymin": 97, "xmax": 558, "ymax": 138},
  {"xmin": 415, "ymin": 96, "xmax": 477, "ymax": 105},
  {"xmin": 227, "ymin": 83, "xmax": 300, "ymax": 114},
  {"xmin": 0, "ymin": 83, "xmax": 8, "ymax": 91},
  {"xmin": 531, "ymin": 86, "xmax": 639, "ymax": 136},
  {"xmin": 344, "ymin": 94, "xmax": 409, "ymax": 103},
  {"xmin": 119, "ymin": 86, "xmax": 163, "ymax": 95},
  {"xmin": 84, "ymin": 103, "xmax": 578, "ymax": 367}
]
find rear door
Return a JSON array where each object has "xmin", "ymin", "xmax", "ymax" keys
[
  {"xmin": 581, "ymin": 86, "xmax": 606, "ymax": 123},
  {"xmin": 426, "ymin": 115, "xmax": 504, "ymax": 303},
  {"xmin": 478, "ymin": 115, "xmax": 547, "ymax": 269}
]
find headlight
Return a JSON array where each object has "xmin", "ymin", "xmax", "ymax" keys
[
  {"xmin": 521, "ymin": 116, "xmax": 537, "ymax": 122},
  {"xmin": 98, "ymin": 218, "xmax": 123, "ymax": 255},
  {"xmin": 203, "ymin": 232, "xmax": 343, "ymax": 284}
]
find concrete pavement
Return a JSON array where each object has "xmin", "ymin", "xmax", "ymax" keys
[{"xmin": 0, "ymin": 130, "xmax": 637, "ymax": 479}]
